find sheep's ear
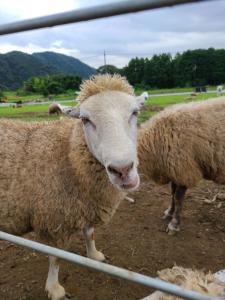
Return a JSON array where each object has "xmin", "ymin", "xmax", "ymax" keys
[
  {"xmin": 66, "ymin": 106, "xmax": 80, "ymax": 118},
  {"xmin": 136, "ymin": 92, "xmax": 149, "ymax": 108}
]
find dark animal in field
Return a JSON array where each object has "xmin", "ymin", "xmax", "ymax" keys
[{"xmin": 15, "ymin": 100, "xmax": 23, "ymax": 108}]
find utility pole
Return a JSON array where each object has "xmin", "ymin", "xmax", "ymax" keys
[{"xmin": 104, "ymin": 50, "xmax": 107, "ymax": 73}]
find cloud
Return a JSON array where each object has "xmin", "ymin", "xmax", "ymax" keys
[
  {"xmin": 0, "ymin": 0, "xmax": 78, "ymax": 20},
  {"xmin": 0, "ymin": 0, "xmax": 225, "ymax": 68}
]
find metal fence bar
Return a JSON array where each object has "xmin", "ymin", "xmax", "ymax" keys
[
  {"xmin": 0, "ymin": 231, "xmax": 221, "ymax": 300},
  {"xmin": 0, "ymin": 0, "xmax": 214, "ymax": 36}
]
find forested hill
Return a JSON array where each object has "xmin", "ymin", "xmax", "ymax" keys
[
  {"xmin": 122, "ymin": 48, "xmax": 225, "ymax": 88},
  {"xmin": 0, "ymin": 51, "xmax": 96, "ymax": 89}
]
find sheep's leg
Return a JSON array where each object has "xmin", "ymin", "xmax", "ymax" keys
[
  {"xmin": 163, "ymin": 182, "xmax": 176, "ymax": 219},
  {"xmin": 45, "ymin": 256, "xmax": 71, "ymax": 300},
  {"xmin": 167, "ymin": 185, "xmax": 187, "ymax": 235},
  {"xmin": 83, "ymin": 226, "xmax": 105, "ymax": 261}
]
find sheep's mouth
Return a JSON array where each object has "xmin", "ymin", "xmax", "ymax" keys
[{"xmin": 119, "ymin": 176, "xmax": 139, "ymax": 191}]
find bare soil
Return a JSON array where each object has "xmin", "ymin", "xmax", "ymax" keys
[{"xmin": 0, "ymin": 180, "xmax": 225, "ymax": 300}]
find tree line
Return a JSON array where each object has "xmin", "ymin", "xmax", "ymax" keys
[
  {"xmin": 1, "ymin": 48, "xmax": 225, "ymax": 99},
  {"xmin": 22, "ymin": 74, "xmax": 82, "ymax": 96},
  {"xmin": 98, "ymin": 48, "xmax": 225, "ymax": 89}
]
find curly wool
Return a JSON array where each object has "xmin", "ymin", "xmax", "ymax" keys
[
  {"xmin": 0, "ymin": 117, "xmax": 125, "ymax": 249},
  {"xmin": 156, "ymin": 266, "xmax": 225, "ymax": 299},
  {"xmin": 138, "ymin": 97, "xmax": 225, "ymax": 187},
  {"xmin": 77, "ymin": 74, "xmax": 134, "ymax": 102}
]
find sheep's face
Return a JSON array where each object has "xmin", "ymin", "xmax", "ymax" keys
[
  {"xmin": 70, "ymin": 90, "xmax": 140, "ymax": 191},
  {"xmin": 136, "ymin": 92, "xmax": 149, "ymax": 108}
]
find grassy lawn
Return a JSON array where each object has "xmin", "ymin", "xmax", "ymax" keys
[
  {"xmin": 137, "ymin": 92, "xmax": 223, "ymax": 124},
  {"xmin": 3, "ymin": 91, "xmax": 77, "ymax": 103},
  {"xmin": 3, "ymin": 85, "xmax": 218, "ymax": 103},
  {"xmin": 0, "ymin": 91, "xmax": 224, "ymax": 123},
  {"xmin": 135, "ymin": 85, "xmax": 217, "ymax": 95},
  {"xmin": 4, "ymin": 91, "xmax": 44, "ymax": 103},
  {"xmin": 146, "ymin": 92, "xmax": 219, "ymax": 107},
  {"xmin": 0, "ymin": 101, "xmax": 75, "ymax": 122}
]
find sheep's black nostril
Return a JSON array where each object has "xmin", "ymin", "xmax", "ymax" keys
[
  {"xmin": 130, "ymin": 162, "xmax": 134, "ymax": 170},
  {"xmin": 107, "ymin": 165, "xmax": 121, "ymax": 177}
]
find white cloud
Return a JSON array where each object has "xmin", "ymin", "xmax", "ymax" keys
[
  {"xmin": 0, "ymin": 0, "xmax": 78, "ymax": 20},
  {"xmin": 0, "ymin": 0, "xmax": 225, "ymax": 68},
  {"xmin": 0, "ymin": 42, "xmax": 80, "ymax": 57}
]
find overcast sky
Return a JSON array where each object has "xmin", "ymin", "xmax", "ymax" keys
[{"xmin": 0, "ymin": 0, "xmax": 224, "ymax": 68}]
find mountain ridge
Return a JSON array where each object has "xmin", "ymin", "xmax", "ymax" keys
[{"xmin": 0, "ymin": 51, "xmax": 96, "ymax": 89}]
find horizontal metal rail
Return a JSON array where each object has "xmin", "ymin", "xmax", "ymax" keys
[
  {"xmin": 0, "ymin": 231, "xmax": 221, "ymax": 300},
  {"xmin": 0, "ymin": 0, "xmax": 214, "ymax": 35}
]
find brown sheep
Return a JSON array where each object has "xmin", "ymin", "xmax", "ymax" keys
[
  {"xmin": 48, "ymin": 102, "xmax": 62, "ymax": 115},
  {"xmin": 138, "ymin": 97, "xmax": 225, "ymax": 234},
  {"xmin": 0, "ymin": 74, "xmax": 141, "ymax": 300}
]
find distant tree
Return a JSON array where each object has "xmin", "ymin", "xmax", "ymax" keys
[
  {"xmin": 22, "ymin": 74, "xmax": 82, "ymax": 96},
  {"xmin": 173, "ymin": 48, "xmax": 225, "ymax": 87},
  {"xmin": 56, "ymin": 74, "xmax": 81, "ymax": 90},
  {"xmin": 144, "ymin": 54, "xmax": 174, "ymax": 88},
  {"xmin": 0, "ymin": 90, "xmax": 4, "ymax": 100},
  {"xmin": 97, "ymin": 65, "xmax": 120, "ymax": 75},
  {"xmin": 122, "ymin": 57, "xmax": 146, "ymax": 86},
  {"xmin": 120, "ymin": 48, "xmax": 225, "ymax": 88}
]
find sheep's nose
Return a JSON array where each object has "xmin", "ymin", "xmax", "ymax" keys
[{"xmin": 107, "ymin": 162, "xmax": 134, "ymax": 179}]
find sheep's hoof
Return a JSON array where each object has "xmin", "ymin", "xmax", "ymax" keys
[
  {"xmin": 45, "ymin": 283, "xmax": 71, "ymax": 300},
  {"xmin": 65, "ymin": 292, "xmax": 73, "ymax": 299},
  {"xmin": 162, "ymin": 208, "xmax": 173, "ymax": 220},
  {"xmin": 166, "ymin": 222, "xmax": 180, "ymax": 235},
  {"xmin": 87, "ymin": 250, "xmax": 105, "ymax": 262}
]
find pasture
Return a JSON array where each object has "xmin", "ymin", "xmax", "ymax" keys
[
  {"xmin": 0, "ymin": 91, "xmax": 220, "ymax": 123},
  {"xmin": 0, "ymin": 90, "xmax": 225, "ymax": 300},
  {"xmin": 3, "ymin": 90, "xmax": 76, "ymax": 103},
  {"xmin": 0, "ymin": 101, "xmax": 75, "ymax": 122}
]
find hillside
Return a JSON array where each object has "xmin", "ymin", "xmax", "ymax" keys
[{"xmin": 0, "ymin": 51, "xmax": 96, "ymax": 89}]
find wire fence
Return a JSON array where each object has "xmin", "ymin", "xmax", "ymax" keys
[{"xmin": 0, "ymin": 1, "xmax": 220, "ymax": 299}]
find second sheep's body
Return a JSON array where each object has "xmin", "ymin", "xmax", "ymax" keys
[{"xmin": 138, "ymin": 97, "xmax": 225, "ymax": 234}]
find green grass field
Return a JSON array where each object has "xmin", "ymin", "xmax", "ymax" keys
[
  {"xmin": 137, "ymin": 92, "xmax": 221, "ymax": 124},
  {"xmin": 135, "ymin": 85, "xmax": 217, "ymax": 95},
  {"xmin": 0, "ymin": 101, "xmax": 75, "ymax": 122},
  {"xmin": 3, "ymin": 90, "xmax": 77, "ymax": 103},
  {"xmin": 0, "ymin": 91, "xmax": 224, "ymax": 123}
]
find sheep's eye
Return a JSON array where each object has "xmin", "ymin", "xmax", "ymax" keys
[
  {"xmin": 81, "ymin": 117, "xmax": 90, "ymax": 125},
  {"xmin": 129, "ymin": 110, "xmax": 138, "ymax": 123},
  {"xmin": 132, "ymin": 110, "xmax": 138, "ymax": 117}
]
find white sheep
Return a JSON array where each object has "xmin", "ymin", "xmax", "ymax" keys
[
  {"xmin": 217, "ymin": 85, "xmax": 223, "ymax": 95},
  {"xmin": 0, "ymin": 74, "xmax": 142, "ymax": 300},
  {"xmin": 142, "ymin": 266, "xmax": 225, "ymax": 300},
  {"xmin": 48, "ymin": 102, "xmax": 74, "ymax": 115},
  {"xmin": 138, "ymin": 96, "xmax": 225, "ymax": 234},
  {"xmin": 136, "ymin": 91, "xmax": 149, "ymax": 108}
]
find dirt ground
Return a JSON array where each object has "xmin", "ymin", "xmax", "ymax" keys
[{"xmin": 0, "ymin": 179, "xmax": 225, "ymax": 300}]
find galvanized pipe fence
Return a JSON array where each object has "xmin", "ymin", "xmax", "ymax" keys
[
  {"xmin": 0, "ymin": 0, "xmax": 215, "ymax": 35},
  {"xmin": 0, "ymin": 231, "xmax": 222, "ymax": 300},
  {"xmin": 0, "ymin": 0, "xmax": 221, "ymax": 299}
]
